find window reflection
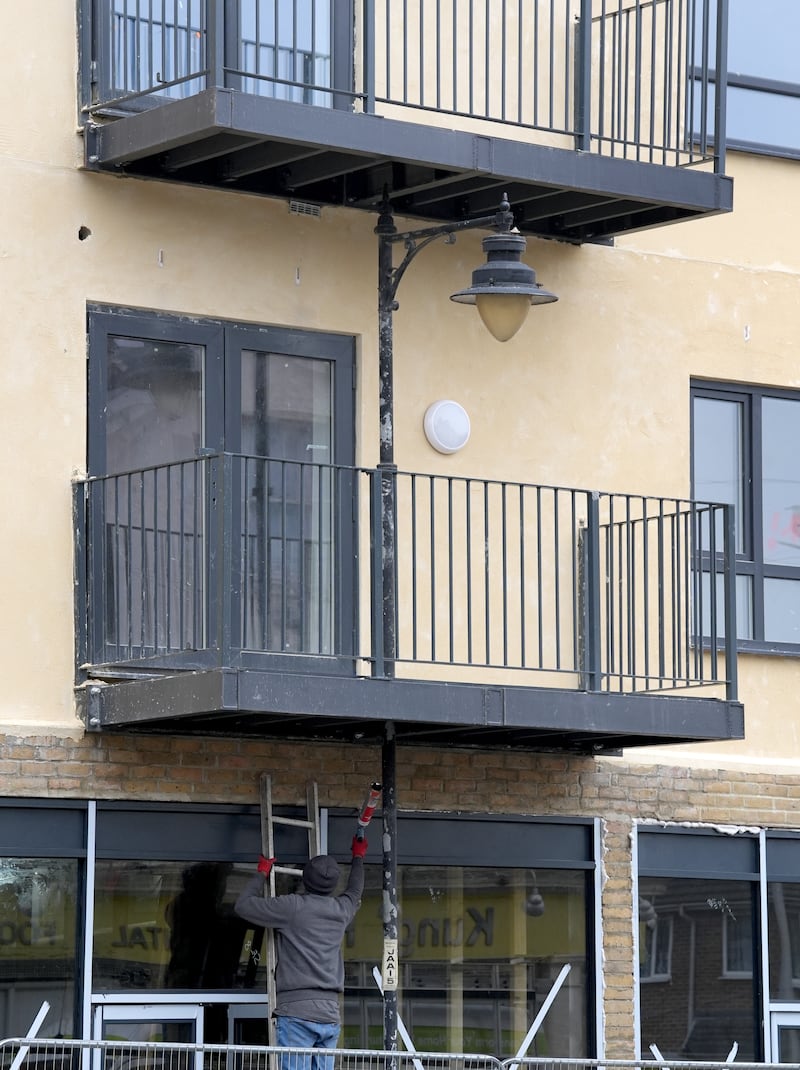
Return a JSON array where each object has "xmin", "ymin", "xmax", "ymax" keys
[
  {"xmin": 240, "ymin": 351, "xmax": 335, "ymax": 654},
  {"xmin": 638, "ymin": 877, "xmax": 757, "ymax": 1061},
  {"xmin": 343, "ymin": 865, "xmax": 588, "ymax": 1057},
  {"xmin": 692, "ymin": 396, "xmax": 745, "ymax": 554},
  {"xmin": 765, "ymin": 579, "xmax": 800, "ymax": 643},
  {"xmin": 762, "ymin": 398, "xmax": 800, "ymax": 568},
  {"xmin": 93, "ymin": 861, "xmax": 266, "ymax": 992},
  {"xmin": 0, "ymin": 859, "xmax": 78, "ymax": 1038},
  {"xmin": 768, "ymin": 881, "xmax": 800, "ymax": 1000},
  {"xmin": 106, "ymin": 337, "xmax": 203, "ymax": 474},
  {"xmin": 640, "ymin": 906, "xmax": 672, "ymax": 982}
]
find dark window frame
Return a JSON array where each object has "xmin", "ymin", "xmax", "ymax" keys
[
  {"xmin": 638, "ymin": 826, "xmax": 763, "ymax": 1061},
  {"xmin": 691, "ymin": 378, "xmax": 800, "ymax": 655},
  {"xmin": 692, "ymin": 0, "xmax": 800, "ymax": 161},
  {"xmin": 85, "ymin": 304, "xmax": 358, "ymax": 673},
  {"xmin": 0, "ymin": 800, "xmax": 89, "ymax": 1040}
]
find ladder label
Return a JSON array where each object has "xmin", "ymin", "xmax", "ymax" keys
[{"xmin": 382, "ymin": 938, "xmax": 399, "ymax": 990}]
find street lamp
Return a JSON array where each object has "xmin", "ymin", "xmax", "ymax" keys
[
  {"xmin": 376, "ymin": 193, "xmax": 557, "ymax": 471},
  {"xmin": 374, "ymin": 194, "xmax": 557, "ymax": 1052},
  {"xmin": 451, "ymin": 228, "xmax": 558, "ymax": 341}
]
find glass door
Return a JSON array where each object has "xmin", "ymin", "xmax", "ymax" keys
[
  {"xmin": 94, "ymin": 1003, "xmax": 202, "ymax": 1043},
  {"xmin": 93, "ymin": 1001, "xmax": 269, "ymax": 1046},
  {"xmin": 93, "ymin": 1004, "xmax": 204, "ymax": 1070},
  {"xmin": 238, "ymin": 348, "xmax": 334, "ymax": 654},
  {"xmin": 88, "ymin": 311, "xmax": 225, "ymax": 663},
  {"xmin": 88, "ymin": 309, "xmax": 355, "ymax": 669},
  {"xmin": 226, "ymin": 325, "xmax": 356, "ymax": 665},
  {"xmin": 235, "ymin": 0, "xmax": 356, "ymax": 109}
]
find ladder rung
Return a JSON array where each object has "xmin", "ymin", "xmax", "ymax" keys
[{"xmin": 270, "ymin": 815, "xmax": 319, "ymax": 830}]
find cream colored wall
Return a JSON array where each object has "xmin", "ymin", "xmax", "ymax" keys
[
  {"xmin": 2, "ymin": 5, "xmax": 799, "ymax": 766},
  {"xmin": 617, "ymin": 151, "xmax": 800, "ymax": 770}
]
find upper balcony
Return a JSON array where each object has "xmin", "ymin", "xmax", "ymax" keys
[
  {"xmin": 79, "ymin": 0, "xmax": 732, "ymax": 242},
  {"xmin": 73, "ymin": 455, "xmax": 742, "ymax": 750}
]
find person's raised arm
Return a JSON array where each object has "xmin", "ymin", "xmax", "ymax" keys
[
  {"xmin": 345, "ymin": 837, "xmax": 367, "ymax": 903},
  {"xmin": 235, "ymin": 856, "xmax": 295, "ymax": 927}
]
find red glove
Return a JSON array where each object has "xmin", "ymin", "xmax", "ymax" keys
[
  {"xmin": 257, "ymin": 855, "xmax": 275, "ymax": 876},
  {"xmin": 351, "ymin": 836, "xmax": 368, "ymax": 858}
]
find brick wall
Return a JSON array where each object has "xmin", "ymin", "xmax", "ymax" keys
[{"xmin": 2, "ymin": 730, "xmax": 799, "ymax": 1056}]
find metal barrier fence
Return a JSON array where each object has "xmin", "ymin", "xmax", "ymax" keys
[
  {"xmin": 0, "ymin": 1041, "xmax": 794, "ymax": 1070},
  {"xmin": 83, "ymin": 0, "xmax": 727, "ymax": 169},
  {"xmin": 74, "ymin": 454, "xmax": 737, "ymax": 698},
  {"xmin": 0, "ymin": 1040, "xmax": 500, "ymax": 1070}
]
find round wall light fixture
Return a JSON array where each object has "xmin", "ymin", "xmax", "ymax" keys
[{"xmin": 423, "ymin": 400, "xmax": 471, "ymax": 454}]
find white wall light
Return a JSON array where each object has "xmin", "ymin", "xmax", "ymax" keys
[{"xmin": 423, "ymin": 400, "xmax": 471, "ymax": 454}]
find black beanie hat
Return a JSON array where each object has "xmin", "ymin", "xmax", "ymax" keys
[{"xmin": 302, "ymin": 855, "xmax": 340, "ymax": 895}]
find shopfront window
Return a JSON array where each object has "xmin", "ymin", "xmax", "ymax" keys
[
  {"xmin": 343, "ymin": 864, "xmax": 589, "ymax": 1056},
  {"xmin": 0, "ymin": 858, "xmax": 80, "ymax": 1038},
  {"xmin": 768, "ymin": 881, "xmax": 800, "ymax": 999},
  {"xmin": 93, "ymin": 860, "xmax": 267, "ymax": 992},
  {"xmin": 638, "ymin": 875, "xmax": 757, "ymax": 1059},
  {"xmin": 638, "ymin": 829, "xmax": 761, "ymax": 1062}
]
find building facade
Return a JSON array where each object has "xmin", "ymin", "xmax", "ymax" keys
[{"xmin": 2, "ymin": 0, "xmax": 800, "ymax": 1062}]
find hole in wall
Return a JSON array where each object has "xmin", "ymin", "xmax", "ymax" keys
[{"xmin": 78, "ymin": 226, "xmax": 92, "ymax": 241}]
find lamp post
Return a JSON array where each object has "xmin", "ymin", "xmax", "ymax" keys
[{"xmin": 374, "ymin": 195, "xmax": 557, "ymax": 1052}]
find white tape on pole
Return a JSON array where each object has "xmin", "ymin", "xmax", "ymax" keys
[
  {"xmin": 372, "ymin": 966, "xmax": 425, "ymax": 1070},
  {"xmin": 9, "ymin": 1000, "xmax": 50, "ymax": 1070},
  {"xmin": 508, "ymin": 963, "xmax": 572, "ymax": 1070}
]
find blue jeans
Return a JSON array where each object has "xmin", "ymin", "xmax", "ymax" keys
[{"xmin": 275, "ymin": 1014, "xmax": 340, "ymax": 1070}]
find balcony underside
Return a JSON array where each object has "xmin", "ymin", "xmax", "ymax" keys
[
  {"xmin": 84, "ymin": 89, "xmax": 733, "ymax": 243},
  {"xmin": 77, "ymin": 668, "xmax": 744, "ymax": 753}
]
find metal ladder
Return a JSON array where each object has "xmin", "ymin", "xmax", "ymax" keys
[{"xmin": 259, "ymin": 774, "xmax": 321, "ymax": 1044}]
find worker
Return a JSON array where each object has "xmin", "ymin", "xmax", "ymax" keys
[{"xmin": 235, "ymin": 836, "xmax": 368, "ymax": 1068}]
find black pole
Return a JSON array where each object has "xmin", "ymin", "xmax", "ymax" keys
[
  {"xmin": 373, "ymin": 196, "xmax": 513, "ymax": 682},
  {"xmin": 375, "ymin": 207, "xmax": 397, "ymax": 679},
  {"xmin": 382, "ymin": 721, "xmax": 398, "ymax": 1051},
  {"xmin": 372, "ymin": 195, "xmax": 517, "ymax": 1054},
  {"xmin": 375, "ymin": 200, "xmax": 397, "ymax": 471},
  {"xmin": 376, "ymin": 201, "xmax": 399, "ymax": 681}
]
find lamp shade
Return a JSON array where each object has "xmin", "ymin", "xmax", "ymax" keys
[
  {"xmin": 475, "ymin": 292, "xmax": 533, "ymax": 343},
  {"xmin": 450, "ymin": 231, "xmax": 557, "ymax": 342}
]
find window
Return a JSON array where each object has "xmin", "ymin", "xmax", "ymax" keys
[
  {"xmin": 0, "ymin": 858, "xmax": 81, "ymax": 1038},
  {"xmin": 0, "ymin": 804, "xmax": 86, "ymax": 1039},
  {"xmin": 766, "ymin": 837, "xmax": 800, "ymax": 1001},
  {"xmin": 694, "ymin": 0, "xmax": 800, "ymax": 159},
  {"xmin": 332, "ymin": 813, "xmax": 596, "ymax": 1059},
  {"xmin": 0, "ymin": 801, "xmax": 598, "ymax": 1053},
  {"xmin": 640, "ymin": 910, "xmax": 673, "ymax": 983},
  {"xmin": 102, "ymin": 0, "xmax": 347, "ymax": 110},
  {"xmin": 723, "ymin": 909, "xmax": 754, "ymax": 978},
  {"xmin": 344, "ymin": 865, "xmax": 589, "ymax": 1056},
  {"xmin": 692, "ymin": 380, "xmax": 800, "ymax": 650},
  {"xmin": 92, "ymin": 859, "xmax": 267, "ymax": 992},
  {"xmin": 638, "ymin": 830, "xmax": 761, "ymax": 1062},
  {"xmin": 239, "ymin": 0, "xmax": 334, "ymax": 105}
]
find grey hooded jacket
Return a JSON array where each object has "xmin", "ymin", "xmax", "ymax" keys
[{"xmin": 234, "ymin": 857, "xmax": 364, "ymax": 1023}]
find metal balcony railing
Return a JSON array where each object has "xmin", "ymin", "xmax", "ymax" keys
[
  {"xmin": 83, "ymin": 0, "xmax": 728, "ymax": 170},
  {"xmin": 73, "ymin": 455, "xmax": 737, "ymax": 699}
]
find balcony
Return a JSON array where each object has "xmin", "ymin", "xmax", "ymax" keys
[
  {"xmin": 79, "ymin": 0, "xmax": 732, "ymax": 243},
  {"xmin": 73, "ymin": 455, "xmax": 743, "ymax": 750}
]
